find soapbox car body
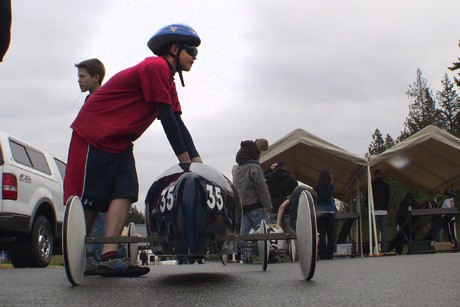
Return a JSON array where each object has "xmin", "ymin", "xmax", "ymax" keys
[{"xmin": 62, "ymin": 163, "xmax": 317, "ymax": 286}]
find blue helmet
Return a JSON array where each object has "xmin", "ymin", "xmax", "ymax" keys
[{"xmin": 147, "ymin": 24, "xmax": 201, "ymax": 55}]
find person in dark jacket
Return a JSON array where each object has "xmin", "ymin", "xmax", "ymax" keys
[
  {"xmin": 265, "ymin": 160, "xmax": 298, "ymax": 225},
  {"xmin": 372, "ymin": 169, "xmax": 390, "ymax": 253},
  {"xmin": 314, "ymin": 170, "xmax": 335, "ymax": 260}
]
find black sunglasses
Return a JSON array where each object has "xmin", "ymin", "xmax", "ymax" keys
[{"xmin": 182, "ymin": 45, "xmax": 198, "ymax": 57}]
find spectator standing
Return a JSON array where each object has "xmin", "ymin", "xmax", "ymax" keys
[
  {"xmin": 314, "ymin": 170, "xmax": 335, "ymax": 260},
  {"xmin": 74, "ymin": 59, "xmax": 108, "ymax": 276},
  {"xmin": 232, "ymin": 139, "xmax": 272, "ymax": 263},
  {"xmin": 265, "ymin": 160, "xmax": 298, "ymax": 226},
  {"xmin": 442, "ymin": 189, "xmax": 457, "ymax": 248},
  {"xmin": 371, "ymin": 169, "xmax": 390, "ymax": 253},
  {"xmin": 140, "ymin": 250, "xmax": 149, "ymax": 266}
]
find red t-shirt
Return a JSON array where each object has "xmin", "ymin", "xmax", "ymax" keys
[{"xmin": 72, "ymin": 57, "xmax": 181, "ymax": 153}]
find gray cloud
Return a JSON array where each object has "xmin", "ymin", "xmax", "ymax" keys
[{"xmin": 1, "ymin": 0, "xmax": 459, "ymax": 210}]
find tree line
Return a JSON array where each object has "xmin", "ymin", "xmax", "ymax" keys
[
  {"xmin": 368, "ymin": 41, "xmax": 460, "ymax": 156},
  {"xmin": 360, "ymin": 42, "xmax": 460, "ymax": 248}
]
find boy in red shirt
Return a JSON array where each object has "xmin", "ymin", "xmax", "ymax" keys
[{"xmin": 64, "ymin": 24, "xmax": 203, "ymax": 277}]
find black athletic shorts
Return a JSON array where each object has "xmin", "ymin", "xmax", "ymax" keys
[{"xmin": 81, "ymin": 145, "xmax": 139, "ymax": 212}]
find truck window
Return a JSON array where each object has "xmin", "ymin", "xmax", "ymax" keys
[
  {"xmin": 10, "ymin": 141, "xmax": 33, "ymax": 168},
  {"xmin": 27, "ymin": 147, "xmax": 51, "ymax": 175},
  {"xmin": 9, "ymin": 140, "xmax": 51, "ymax": 175},
  {"xmin": 54, "ymin": 158, "xmax": 66, "ymax": 180}
]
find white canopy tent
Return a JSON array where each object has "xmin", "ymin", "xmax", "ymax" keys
[
  {"xmin": 259, "ymin": 128, "xmax": 368, "ymax": 256},
  {"xmin": 367, "ymin": 125, "xmax": 460, "ymax": 195},
  {"xmin": 259, "ymin": 128, "xmax": 367, "ymax": 199},
  {"xmin": 259, "ymin": 125, "xmax": 460, "ymax": 255}
]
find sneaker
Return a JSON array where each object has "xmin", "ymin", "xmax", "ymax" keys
[
  {"xmin": 84, "ymin": 257, "xmax": 99, "ymax": 276},
  {"xmin": 98, "ymin": 257, "xmax": 150, "ymax": 277}
]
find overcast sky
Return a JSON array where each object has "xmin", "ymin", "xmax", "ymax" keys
[{"xmin": 1, "ymin": 1, "xmax": 459, "ymax": 211}]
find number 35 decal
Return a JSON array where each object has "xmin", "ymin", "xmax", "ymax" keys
[
  {"xmin": 159, "ymin": 186, "xmax": 175, "ymax": 213},
  {"xmin": 206, "ymin": 184, "xmax": 223, "ymax": 210},
  {"xmin": 159, "ymin": 184, "xmax": 223, "ymax": 213}
]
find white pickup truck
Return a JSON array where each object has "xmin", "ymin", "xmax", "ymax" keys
[{"xmin": 0, "ymin": 131, "xmax": 66, "ymax": 267}]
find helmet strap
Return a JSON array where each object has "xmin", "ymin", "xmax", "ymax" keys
[
  {"xmin": 169, "ymin": 48, "xmax": 186, "ymax": 87},
  {"xmin": 175, "ymin": 54, "xmax": 185, "ymax": 87},
  {"xmin": 177, "ymin": 68, "xmax": 185, "ymax": 87}
]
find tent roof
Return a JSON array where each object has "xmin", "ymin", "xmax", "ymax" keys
[
  {"xmin": 368, "ymin": 125, "xmax": 460, "ymax": 195},
  {"xmin": 260, "ymin": 128, "xmax": 367, "ymax": 199},
  {"xmin": 260, "ymin": 126, "xmax": 460, "ymax": 200}
]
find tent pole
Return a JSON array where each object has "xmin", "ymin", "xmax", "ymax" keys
[
  {"xmin": 371, "ymin": 195, "xmax": 379, "ymax": 254},
  {"xmin": 356, "ymin": 183, "xmax": 363, "ymax": 257},
  {"xmin": 367, "ymin": 165, "xmax": 374, "ymax": 255},
  {"xmin": 367, "ymin": 165, "xmax": 380, "ymax": 255},
  {"xmin": 356, "ymin": 183, "xmax": 364, "ymax": 257}
]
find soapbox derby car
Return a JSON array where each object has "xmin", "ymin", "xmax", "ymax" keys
[{"xmin": 62, "ymin": 163, "xmax": 317, "ymax": 286}]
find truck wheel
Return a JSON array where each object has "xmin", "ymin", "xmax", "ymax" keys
[{"xmin": 28, "ymin": 215, "xmax": 53, "ymax": 267}]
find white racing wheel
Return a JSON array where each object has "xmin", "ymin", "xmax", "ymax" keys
[
  {"xmin": 288, "ymin": 238, "xmax": 297, "ymax": 263},
  {"xmin": 127, "ymin": 222, "xmax": 140, "ymax": 262},
  {"xmin": 257, "ymin": 219, "xmax": 269, "ymax": 271},
  {"xmin": 296, "ymin": 191, "xmax": 317, "ymax": 281},
  {"xmin": 63, "ymin": 196, "xmax": 86, "ymax": 286}
]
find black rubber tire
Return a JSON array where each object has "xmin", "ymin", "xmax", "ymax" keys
[
  {"xmin": 10, "ymin": 215, "xmax": 53, "ymax": 268},
  {"xmin": 305, "ymin": 192, "xmax": 317, "ymax": 280},
  {"xmin": 29, "ymin": 215, "xmax": 53, "ymax": 267}
]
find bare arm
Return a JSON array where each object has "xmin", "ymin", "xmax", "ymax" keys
[{"xmin": 277, "ymin": 199, "xmax": 290, "ymax": 228}]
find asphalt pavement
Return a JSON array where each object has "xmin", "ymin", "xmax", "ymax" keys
[{"xmin": 1, "ymin": 253, "xmax": 459, "ymax": 306}]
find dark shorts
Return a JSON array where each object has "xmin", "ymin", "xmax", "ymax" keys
[{"xmin": 64, "ymin": 132, "xmax": 139, "ymax": 212}]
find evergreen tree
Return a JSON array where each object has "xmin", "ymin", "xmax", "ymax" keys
[
  {"xmin": 448, "ymin": 41, "xmax": 460, "ymax": 88},
  {"xmin": 384, "ymin": 133, "xmax": 396, "ymax": 149},
  {"xmin": 367, "ymin": 128, "xmax": 386, "ymax": 156},
  {"xmin": 436, "ymin": 74, "xmax": 460, "ymax": 137},
  {"xmin": 127, "ymin": 205, "xmax": 145, "ymax": 225},
  {"xmin": 400, "ymin": 69, "xmax": 442, "ymax": 140}
]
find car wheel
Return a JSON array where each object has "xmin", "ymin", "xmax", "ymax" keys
[{"xmin": 29, "ymin": 215, "xmax": 53, "ymax": 267}]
